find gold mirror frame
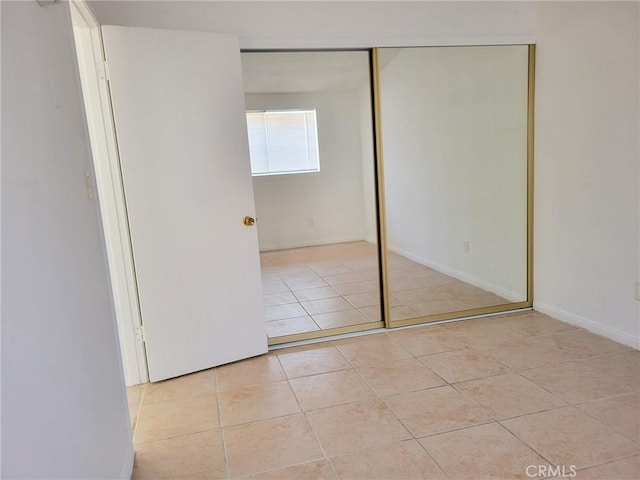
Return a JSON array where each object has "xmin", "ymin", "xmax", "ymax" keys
[
  {"xmin": 373, "ymin": 45, "xmax": 535, "ymax": 330},
  {"xmin": 265, "ymin": 44, "xmax": 535, "ymax": 345}
]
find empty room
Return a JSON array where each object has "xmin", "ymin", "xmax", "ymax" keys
[{"xmin": 2, "ymin": 1, "xmax": 638, "ymax": 479}]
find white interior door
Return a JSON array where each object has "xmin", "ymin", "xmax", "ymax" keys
[{"xmin": 102, "ymin": 26, "xmax": 267, "ymax": 382}]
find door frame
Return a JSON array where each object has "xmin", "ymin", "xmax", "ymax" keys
[{"xmin": 70, "ymin": 0, "xmax": 148, "ymax": 385}]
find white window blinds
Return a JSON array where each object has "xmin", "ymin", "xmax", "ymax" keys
[{"xmin": 246, "ymin": 109, "xmax": 320, "ymax": 176}]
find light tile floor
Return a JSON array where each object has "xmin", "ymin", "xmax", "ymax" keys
[
  {"xmin": 260, "ymin": 241, "xmax": 511, "ymax": 338},
  {"xmin": 128, "ymin": 310, "xmax": 639, "ymax": 479}
]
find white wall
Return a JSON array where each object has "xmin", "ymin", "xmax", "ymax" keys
[
  {"xmin": 1, "ymin": 2, "xmax": 134, "ymax": 479},
  {"xmin": 534, "ymin": 1, "xmax": 640, "ymax": 347},
  {"xmin": 88, "ymin": 0, "xmax": 639, "ymax": 347},
  {"xmin": 379, "ymin": 46, "xmax": 529, "ymax": 301},
  {"xmin": 90, "ymin": 1, "xmax": 537, "ymax": 49},
  {"xmin": 247, "ymin": 92, "xmax": 370, "ymax": 251}
]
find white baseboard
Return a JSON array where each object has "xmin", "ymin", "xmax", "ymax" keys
[
  {"xmin": 388, "ymin": 245, "xmax": 524, "ymax": 302},
  {"xmin": 259, "ymin": 236, "xmax": 367, "ymax": 252},
  {"xmin": 534, "ymin": 302, "xmax": 640, "ymax": 349}
]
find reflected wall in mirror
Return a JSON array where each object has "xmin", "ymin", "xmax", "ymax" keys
[
  {"xmin": 241, "ymin": 51, "xmax": 381, "ymax": 342},
  {"xmin": 378, "ymin": 45, "xmax": 530, "ymax": 325}
]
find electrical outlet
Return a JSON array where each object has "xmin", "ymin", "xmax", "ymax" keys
[{"xmin": 463, "ymin": 240, "xmax": 470, "ymax": 253}]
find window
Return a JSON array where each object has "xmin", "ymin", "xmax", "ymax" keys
[{"xmin": 246, "ymin": 109, "xmax": 320, "ymax": 176}]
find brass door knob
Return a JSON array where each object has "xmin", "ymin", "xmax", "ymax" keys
[{"xmin": 243, "ymin": 216, "xmax": 256, "ymax": 226}]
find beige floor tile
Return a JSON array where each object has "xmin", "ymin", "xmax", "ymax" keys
[
  {"xmin": 385, "ymin": 385, "xmax": 493, "ymax": 437},
  {"xmin": 301, "ymin": 296, "xmax": 354, "ymax": 315},
  {"xmin": 134, "ymin": 394, "xmax": 219, "ymax": 444},
  {"xmin": 501, "ymin": 311, "xmax": 577, "ymax": 337},
  {"xmin": 280, "ymin": 269, "xmax": 319, "ymax": 281},
  {"xmin": 358, "ymin": 305, "xmax": 382, "ymax": 321},
  {"xmin": 390, "ymin": 325, "xmax": 469, "ymax": 356},
  {"xmin": 574, "ymin": 456, "xmax": 639, "ymax": 479},
  {"xmin": 419, "ymin": 349, "xmax": 510, "ymax": 383},
  {"xmin": 263, "ymin": 291, "xmax": 297, "ymax": 307},
  {"xmin": 265, "ymin": 303, "xmax": 308, "ymax": 321},
  {"xmin": 390, "ymin": 305, "xmax": 419, "ymax": 321},
  {"xmin": 579, "ymin": 350, "xmax": 640, "ymax": 388},
  {"xmin": 344, "ymin": 291, "xmax": 381, "ymax": 308},
  {"xmin": 392, "ymin": 287, "xmax": 455, "ymax": 304},
  {"xmin": 142, "ymin": 369, "xmax": 215, "ymax": 405},
  {"xmin": 331, "ymin": 331, "xmax": 388, "ymax": 347},
  {"xmin": 218, "ymin": 381, "xmax": 300, "ymax": 426},
  {"xmin": 322, "ymin": 272, "xmax": 366, "ymax": 285},
  {"xmin": 261, "ymin": 279, "xmax": 290, "ymax": 295},
  {"xmin": 307, "ymin": 400, "xmax": 411, "ymax": 456},
  {"xmin": 492, "ymin": 329, "xmax": 631, "ymax": 366},
  {"xmin": 455, "ymin": 373, "xmax": 566, "ymax": 420},
  {"xmin": 349, "ymin": 267, "xmax": 379, "ymax": 279},
  {"xmin": 330, "ymin": 439, "xmax": 446, "ymax": 480},
  {"xmin": 577, "ymin": 392, "xmax": 640, "ymax": 442},
  {"xmin": 277, "ymin": 345, "xmax": 351, "ymax": 378},
  {"xmin": 356, "ymin": 357, "xmax": 445, "ymax": 397},
  {"xmin": 388, "ymin": 277, "xmax": 426, "ymax": 292},
  {"xmin": 224, "ymin": 414, "xmax": 323, "ymax": 478},
  {"xmin": 462, "ymin": 292, "xmax": 509, "ymax": 308},
  {"xmin": 447, "ymin": 282, "xmax": 489, "ymax": 297},
  {"xmin": 266, "ymin": 316, "xmax": 320, "ymax": 337},
  {"xmin": 311, "ymin": 264, "xmax": 354, "ymax": 276},
  {"xmin": 292, "ymin": 286, "xmax": 340, "ymax": 302},
  {"xmin": 486, "ymin": 335, "xmax": 578, "ymax": 370},
  {"xmin": 337, "ymin": 335, "xmax": 412, "ymax": 367},
  {"xmin": 408, "ymin": 299, "xmax": 469, "ymax": 317},
  {"xmin": 502, "ymin": 406, "xmax": 639, "ymax": 469},
  {"xmin": 443, "ymin": 316, "xmax": 530, "ymax": 348},
  {"xmin": 215, "ymin": 355, "xmax": 285, "ymax": 392},
  {"xmin": 132, "ymin": 430, "xmax": 225, "ymax": 480},
  {"xmin": 284, "ymin": 276, "xmax": 329, "ymax": 290},
  {"xmin": 244, "ymin": 460, "xmax": 336, "ymax": 480},
  {"xmin": 331, "ymin": 281, "xmax": 378, "ymax": 295},
  {"xmin": 262, "ymin": 280, "xmax": 290, "ymax": 295},
  {"xmin": 420, "ymin": 422, "xmax": 551, "ymax": 480},
  {"xmin": 312, "ymin": 309, "xmax": 372, "ymax": 329},
  {"xmin": 290, "ymin": 369, "xmax": 375, "ymax": 411},
  {"xmin": 548, "ymin": 329, "xmax": 632, "ymax": 358},
  {"xmin": 520, "ymin": 361, "xmax": 635, "ymax": 404}
]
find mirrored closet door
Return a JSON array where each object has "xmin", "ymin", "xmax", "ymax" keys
[
  {"xmin": 240, "ymin": 51, "xmax": 383, "ymax": 343},
  {"xmin": 245, "ymin": 45, "xmax": 535, "ymax": 344},
  {"xmin": 375, "ymin": 45, "xmax": 533, "ymax": 328}
]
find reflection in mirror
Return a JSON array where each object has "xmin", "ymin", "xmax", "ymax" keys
[
  {"xmin": 241, "ymin": 51, "xmax": 381, "ymax": 341},
  {"xmin": 378, "ymin": 45, "xmax": 529, "ymax": 324}
]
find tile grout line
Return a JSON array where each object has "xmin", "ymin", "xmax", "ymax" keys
[
  {"xmin": 213, "ymin": 370, "xmax": 232, "ymax": 480},
  {"xmin": 274, "ymin": 353, "xmax": 337, "ymax": 479}
]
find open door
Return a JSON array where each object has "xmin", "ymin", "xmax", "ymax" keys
[{"xmin": 102, "ymin": 26, "xmax": 267, "ymax": 382}]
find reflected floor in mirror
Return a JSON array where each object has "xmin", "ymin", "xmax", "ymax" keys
[
  {"xmin": 260, "ymin": 241, "xmax": 510, "ymax": 339},
  {"xmin": 260, "ymin": 241, "xmax": 381, "ymax": 337}
]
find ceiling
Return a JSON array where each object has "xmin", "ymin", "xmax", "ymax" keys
[{"xmin": 88, "ymin": 1, "xmax": 405, "ymax": 95}]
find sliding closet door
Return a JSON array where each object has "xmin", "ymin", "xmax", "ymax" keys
[
  {"xmin": 376, "ymin": 45, "xmax": 532, "ymax": 328},
  {"xmin": 102, "ymin": 26, "xmax": 267, "ymax": 381}
]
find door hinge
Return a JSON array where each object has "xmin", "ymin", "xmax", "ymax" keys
[
  {"xmin": 135, "ymin": 325, "xmax": 146, "ymax": 343},
  {"xmin": 97, "ymin": 60, "xmax": 110, "ymax": 82}
]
